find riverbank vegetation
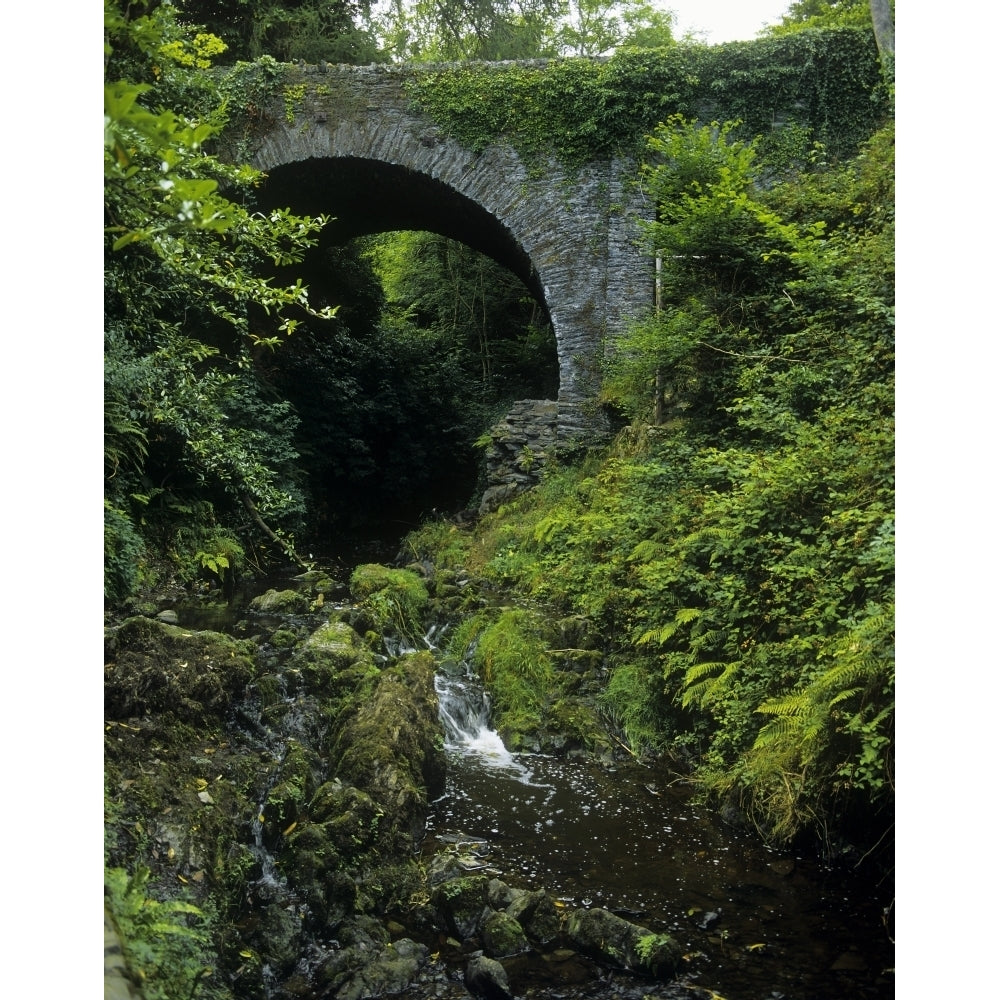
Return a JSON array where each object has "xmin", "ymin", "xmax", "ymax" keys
[
  {"xmin": 105, "ymin": 4, "xmax": 893, "ymax": 986},
  {"xmin": 407, "ymin": 109, "xmax": 894, "ymax": 854}
]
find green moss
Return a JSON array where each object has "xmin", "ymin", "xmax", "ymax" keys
[
  {"xmin": 468, "ymin": 608, "xmax": 555, "ymax": 744},
  {"xmin": 250, "ymin": 588, "xmax": 311, "ymax": 613},
  {"xmin": 106, "ymin": 617, "xmax": 259, "ymax": 721},
  {"xmin": 349, "ymin": 564, "xmax": 430, "ymax": 642},
  {"xmin": 269, "ymin": 628, "xmax": 301, "ymax": 649}
]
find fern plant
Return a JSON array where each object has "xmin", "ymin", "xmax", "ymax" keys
[
  {"xmin": 104, "ymin": 866, "xmax": 224, "ymax": 1000},
  {"xmin": 716, "ymin": 603, "xmax": 894, "ymax": 843}
]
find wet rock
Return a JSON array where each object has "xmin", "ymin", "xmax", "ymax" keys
[
  {"xmin": 250, "ymin": 588, "xmax": 311, "ymax": 613},
  {"xmin": 481, "ymin": 910, "xmax": 530, "ymax": 958},
  {"xmin": 333, "ymin": 940, "xmax": 429, "ymax": 999},
  {"xmin": 289, "ymin": 620, "xmax": 379, "ymax": 698},
  {"xmin": 531, "ymin": 948, "xmax": 588, "ymax": 985},
  {"xmin": 506, "ymin": 888, "xmax": 562, "ymax": 947},
  {"xmin": 488, "ymin": 877, "xmax": 518, "ymax": 910},
  {"xmin": 293, "ymin": 569, "xmax": 337, "ymax": 595},
  {"xmin": 248, "ymin": 901, "xmax": 303, "ymax": 977},
  {"xmin": 428, "ymin": 852, "xmax": 472, "ymax": 886},
  {"xmin": 105, "ymin": 616, "xmax": 258, "ymax": 720},
  {"xmin": 565, "ymin": 907, "xmax": 682, "ymax": 978},
  {"xmin": 336, "ymin": 652, "xmax": 447, "ymax": 848},
  {"xmin": 313, "ymin": 919, "xmax": 429, "ymax": 998},
  {"xmin": 464, "ymin": 953, "xmax": 514, "ymax": 1000},
  {"xmin": 431, "ymin": 874, "xmax": 492, "ymax": 940}
]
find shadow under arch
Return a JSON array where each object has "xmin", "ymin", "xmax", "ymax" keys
[
  {"xmin": 256, "ymin": 155, "xmax": 552, "ymax": 331},
  {"xmin": 249, "ymin": 154, "xmax": 564, "ymax": 544}
]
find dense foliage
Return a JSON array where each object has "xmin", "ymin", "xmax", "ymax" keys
[
  {"xmin": 104, "ymin": 0, "xmax": 342, "ymax": 602},
  {"xmin": 177, "ymin": 0, "xmax": 382, "ymax": 63},
  {"xmin": 408, "ymin": 26, "xmax": 889, "ymax": 166},
  {"xmin": 104, "ymin": 0, "xmax": 557, "ymax": 601},
  {"xmin": 408, "ymin": 113, "xmax": 894, "ymax": 853},
  {"xmin": 371, "ymin": 0, "xmax": 676, "ymax": 61},
  {"xmin": 106, "ymin": 0, "xmax": 893, "ymax": 858}
]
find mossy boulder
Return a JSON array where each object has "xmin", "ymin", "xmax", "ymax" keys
[
  {"xmin": 294, "ymin": 568, "xmax": 338, "ymax": 595},
  {"xmin": 328, "ymin": 938, "xmax": 429, "ymax": 1000},
  {"xmin": 464, "ymin": 954, "xmax": 513, "ymax": 1000},
  {"xmin": 482, "ymin": 910, "xmax": 530, "ymax": 958},
  {"xmin": 430, "ymin": 874, "xmax": 492, "ymax": 940},
  {"xmin": 105, "ymin": 616, "xmax": 258, "ymax": 721},
  {"xmin": 260, "ymin": 739, "xmax": 315, "ymax": 837},
  {"xmin": 250, "ymin": 588, "xmax": 311, "ymax": 614},
  {"xmin": 269, "ymin": 628, "xmax": 301, "ymax": 650},
  {"xmin": 335, "ymin": 652, "xmax": 446, "ymax": 848},
  {"xmin": 348, "ymin": 563, "xmax": 429, "ymax": 641},
  {"xmin": 506, "ymin": 888, "xmax": 562, "ymax": 947},
  {"xmin": 565, "ymin": 907, "xmax": 681, "ymax": 978},
  {"xmin": 289, "ymin": 620, "xmax": 380, "ymax": 698},
  {"xmin": 314, "ymin": 918, "xmax": 428, "ymax": 999}
]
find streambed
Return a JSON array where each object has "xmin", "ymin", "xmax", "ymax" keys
[
  {"xmin": 425, "ymin": 665, "xmax": 894, "ymax": 1000},
  {"xmin": 166, "ymin": 570, "xmax": 893, "ymax": 1000}
]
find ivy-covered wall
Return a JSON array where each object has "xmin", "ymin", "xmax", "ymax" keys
[{"xmin": 406, "ymin": 27, "xmax": 888, "ymax": 166}]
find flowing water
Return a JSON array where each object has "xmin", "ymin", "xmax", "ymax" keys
[
  {"xmin": 171, "ymin": 578, "xmax": 892, "ymax": 1000},
  {"xmin": 427, "ymin": 659, "xmax": 894, "ymax": 1000}
]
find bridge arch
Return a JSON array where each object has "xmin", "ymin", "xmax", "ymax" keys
[
  {"xmin": 259, "ymin": 154, "xmax": 550, "ymax": 322},
  {"xmin": 239, "ymin": 64, "xmax": 654, "ymax": 431}
]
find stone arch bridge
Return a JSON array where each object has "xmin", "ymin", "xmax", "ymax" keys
[
  {"xmin": 223, "ymin": 46, "xmax": 883, "ymax": 506},
  {"xmin": 231, "ymin": 61, "xmax": 654, "ymax": 442}
]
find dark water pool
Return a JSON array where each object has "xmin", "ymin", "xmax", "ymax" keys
[{"xmin": 422, "ymin": 746, "xmax": 893, "ymax": 1000}]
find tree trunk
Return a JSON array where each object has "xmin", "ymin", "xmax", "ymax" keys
[
  {"xmin": 241, "ymin": 494, "xmax": 310, "ymax": 571},
  {"xmin": 869, "ymin": 0, "xmax": 895, "ymax": 69}
]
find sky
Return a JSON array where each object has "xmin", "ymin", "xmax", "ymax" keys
[{"xmin": 666, "ymin": 0, "xmax": 792, "ymax": 43}]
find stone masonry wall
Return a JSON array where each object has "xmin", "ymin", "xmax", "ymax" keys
[{"xmin": 233, "ymin": 62, "xmax": 654, "ymax": 432}]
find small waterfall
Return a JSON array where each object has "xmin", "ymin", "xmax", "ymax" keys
[{"xmin": 434, "ymin": 656, "xmax": 517, "ymax": 768}]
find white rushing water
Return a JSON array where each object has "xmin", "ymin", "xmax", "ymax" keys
[{"xmin": 435, "ymin": 661, "xmax": 514, "ymax": 765}]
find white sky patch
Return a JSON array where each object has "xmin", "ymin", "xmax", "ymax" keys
[{"xmin": 666, "ymin": 0, "xmax": 792, "ymax": 43}]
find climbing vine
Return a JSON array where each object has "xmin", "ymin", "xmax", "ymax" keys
[{"xmin": 407, "ymin": 27, "xmax": 889, "ymax": 168}]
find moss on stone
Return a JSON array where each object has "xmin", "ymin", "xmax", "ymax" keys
[
  {"xmin": 348, "ymin": 564, "xmax": 430, "ymax": 641},
  {"xmin": 105, "ymin": 616, "xmax": 258, "ymax": 721},
  {"xmin": 482, "ymin": 910, "xmax": 529, "ymax": 958},
  {"xmin": 250, "ymin": 588, "xmax": 311, "ymax": 613},
  {"xmin": 334, "ymin": 652, "xmax": 447, "ymax": 850}
]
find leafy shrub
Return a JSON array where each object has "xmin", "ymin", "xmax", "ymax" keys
[
  {"xmin": 417, "ymin": 116, "xmax": 895, "ymax": 850},
  {"xmin": 104, "ymin": 501, "xmax": 146, "ymax": 604},
  {"xmin": 465, "ymin": 607, "xmax": 555, "ymax": 742}
]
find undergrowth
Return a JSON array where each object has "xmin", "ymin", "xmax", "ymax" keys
[{"xmin": 409, "ymin": 115, "xmax": 894, "ymax": 853}]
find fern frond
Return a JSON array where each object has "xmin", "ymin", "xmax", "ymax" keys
[
  {"xmin": 629, "ymin": 538, "xmax": 668, "ymax": 562},
  {"xmin": 533, "ymin": 514, "xmax": 570, "ymax": 544},
  {"xmin": 751, "ymin": 715, "xmax": 803, "ymax": 745},
  {"xmin": 637, "ymin": 608, "xmax": 703, "ymax": 647},
  {"xmin": 756, "ymin": 692, "xmax": 810, "ymax": 718},
  {"xmin": 637, "ymin": 622, "xmax": 679, "ymax": 646},
  {"xmin": 681, "ymin": 660, "xmax": 736, "ymax": 707}
]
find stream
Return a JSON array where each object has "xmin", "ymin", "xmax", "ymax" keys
[
  {"xmin": 177, "ymin": 573, "xmax": 893, "ymax": 1000},
  {"xmin": 425, "ymin": 658, "xmax": 894, "ymax": 1000}
]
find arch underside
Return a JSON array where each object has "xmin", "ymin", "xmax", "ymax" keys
[
  {"xmin": 248, "ymin": 104, "xmax": 653, "ymax": 411},
  {"xmin": 259, "ymin": 156, "xmax": 549, "ymax": 321}
]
